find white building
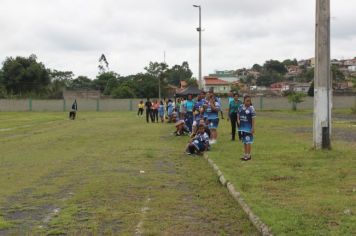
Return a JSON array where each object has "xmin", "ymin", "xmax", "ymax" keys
[
  {"xmin": 348, "ymin": 66, "xmax": 356, "ymax": 72},
  {"xmin": 204, "ymin": 76, "xmax": 231, "ymax": 94}
]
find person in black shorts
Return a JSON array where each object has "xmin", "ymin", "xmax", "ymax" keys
[{"xmin": 145, "ymin": 98, "xmax": 152, "ymax": 123}]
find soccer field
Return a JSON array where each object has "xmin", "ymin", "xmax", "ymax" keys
[
  {"xmin": 0, "ymin": 112, "xmax": 258, "ymax": 235},
  {"xmin": 0, "ymin": 111, "xmax": 355, "ymax": 235}
]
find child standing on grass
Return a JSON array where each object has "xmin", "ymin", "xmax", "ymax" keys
[
  {"xmin": 137, "ymin": 100, "xmax": 144, "ymax": 117},
  {"xmin": 158, "ymin": 101, "xmax": 165, "ymax": 123},
  {"xmin": 237, "ymin": 95, "xmax": 256, "ymax": 161},
  {"xmin": 227, "ymin": 93, "xmax": 242, "ymax": 141},
  {"xmin": 185, "ymin": 124, "xmax": 209, "ymax": 156}
]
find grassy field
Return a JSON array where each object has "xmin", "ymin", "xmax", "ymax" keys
[
  {"xmin": 0, "ymin": 112, "xmax": 258, "ymax": 235},
  {"xmin": 209, "ymin": 109, "xmax": 356, "ymax": 235}
]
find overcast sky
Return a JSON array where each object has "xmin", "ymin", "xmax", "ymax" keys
[{"xmin": 0, "ymin": 0, "xmax": 355, "ymax": 79}]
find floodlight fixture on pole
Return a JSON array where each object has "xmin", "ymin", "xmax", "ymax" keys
[
  {"xmin": 193, "ymin": 4, "xmax": 202, "ymax": 90},
  {"xmin": 314, "ymin": 0, "xmax": 332, "ymax": 149}
]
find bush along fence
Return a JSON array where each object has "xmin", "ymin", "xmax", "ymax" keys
[{"xmin": 0, "ymin": 96, "xmax": 355, "ymax": 112}]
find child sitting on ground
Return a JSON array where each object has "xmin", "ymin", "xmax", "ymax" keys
[
  {"xmin": 174, "ymin": 120, "xmax": 190, "ymax": 136},
  {"xmin": 185, "ymin": 123, "xmax": 209, "ymax": 155}
]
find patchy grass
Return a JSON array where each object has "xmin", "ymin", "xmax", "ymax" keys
[
  {"xmin": 208, "ymin": 110, "xmax": 356, "ymax": 235},
  {"xmin": 0, "ymin": 112, "xmax": 257, "ymax": 235},
  {"xmin": 0, "ymin": 217, "xmax": 12, "ymax": 230}
]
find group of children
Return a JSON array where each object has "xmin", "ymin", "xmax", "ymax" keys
[
  {"xmin": 137, "ymin": 91, "xmax": 256, "ymax": 161},
  {"xmin": 138, "ymin": 99, "xmax": 178, "ymax": 123}
]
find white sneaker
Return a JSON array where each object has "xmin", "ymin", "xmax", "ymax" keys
[{"xmin": 210, "ymin": 139, "xmax": 216, "ymax": 144}]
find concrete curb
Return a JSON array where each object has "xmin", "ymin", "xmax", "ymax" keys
[{"xmin": 203, "ymin": 154, "xmax": 273, "ymax": 236}]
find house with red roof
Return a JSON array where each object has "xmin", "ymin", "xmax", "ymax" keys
[{"xmin": 203, "ymin": 76, "xmax": 231, "ymax": 94}]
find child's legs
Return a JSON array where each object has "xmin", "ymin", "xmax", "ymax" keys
[
  {"xmin": 245, "ymin": 144, "xmax": 251, "ymax": 154},
  {"xmin": 210, "ymin": 129, "xmax": 216, "ymax": 140},
  {"xmin": 155, "ymin": 110, "xmax": 158, "ymax": 122}
]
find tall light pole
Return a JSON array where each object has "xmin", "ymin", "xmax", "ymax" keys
[
  {"xmin": 314, "ymin": 0, "xmax": 331, "ymax": 149},
  {"xmin": 193, "ymin": 5, "xmax": 202, "ymax": 89}
]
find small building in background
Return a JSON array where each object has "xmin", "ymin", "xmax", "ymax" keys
[
  {"xmin": 286, "ymin": 65, "xmax": 303, "ymax": 78},
  {"xmin": 291, "ymin": 82, "xmax": 311, "ymax": 94},
  {"xmin": 203, "ymin": 76, "xmax": 231, "ymax": 94},
  {"xmin": 208, "ymin": 70, "xmax": 239, "ymax": 83},
  {"xmin": 270, "ymin": 82, "xmax": 291, "ymax": 93},
  {"xmin": 348, "ymin": 65, "xmax": 356, "ymax": 72}
]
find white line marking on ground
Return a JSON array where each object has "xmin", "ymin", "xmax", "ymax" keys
[{"xmin": 135, "ymin": 197, "xmax": 151, "ymax": 236}]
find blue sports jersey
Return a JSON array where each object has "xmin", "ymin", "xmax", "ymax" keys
[
  {"xmin": 194, "ymin": 99, "xmax": 204, "ymax": 121},
  {"xmin": 238, "ymin": 105, "xmax": 256, "ymax": 133},
  {"xmin": 167, "ymin": 102, "xmax": 173, "ymax": 115},
  {"xmin": 185, "ymin": 100, "xmax": 194, "ymax": 112},
  {"xmin": 158, "ymin": 105, "xmax": 164, "ymax": 116},
  {"xmin": 194, "ymin": 99, "xmax": 205, "ymax": 111},
  {"xmin": 192, "ymin": 132, "xmax": 209, "ymax": 151},
  {"xmin": 207, "ymin": 101, "xmax": 220, "ymax": 120}
]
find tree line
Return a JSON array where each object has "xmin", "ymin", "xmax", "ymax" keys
[
  {"xmin": 238, "ymin": 58, "xmax": 347, "ymax": 87},
  {"xmin": 0, "ymin": 54, "xmax": 197, "ymax": 99},
  {"xmin": 1, "ymin": 54, "xmax": 352, "ymax": 99}
]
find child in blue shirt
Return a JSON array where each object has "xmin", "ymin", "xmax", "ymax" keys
[
  {"xmin": 185, "ymin": 124, "xmax": 209, "ymax": 155},
  {"xmin": 158, "ymin": 101, "xmax": 165, "ymax": 123},
  {"xmin": 206, "ymin": 94, "xmax": 220, "ymax": 144},
  {"xmin": 184, "ymin": 94, "xmax": 195, "ymax": 132},
  {"xmin": 167, "ymin": 99, "xmax": 173, "ymax": 122},
  {"xmin": 237, "ymin": 95, "xmax": 256, "ymax": 161}
]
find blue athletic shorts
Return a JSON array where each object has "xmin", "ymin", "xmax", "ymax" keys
[
  {"xmin": 241, "ymin": 132, "xmax": 254, "ymax": 144},
  {"xmin": 208, "ymin": 118, "xmax": 219, "ymax": 129},
  {"xmin": 193, "ymin": 140, "xmax": 205, "ymax": 152}
]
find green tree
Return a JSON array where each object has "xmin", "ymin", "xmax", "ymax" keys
[
  {"xmin": 130, "ymin": 73, "xmax": 158, "ymax": 98},
  {"xmin": 288, "ymin": 92, "xmax": 306, "ymax": 111},
  {"xmin": 144, "ymin": 61, "xmax": 169, "ymax": 97},
  {"xmin": 0, "ymin": 69, "xmax": 5, "ymax": 97},
  {"xmin": 256, "ymin": 71, "xmax": 282, "ymax": 86},
  {"xmin": 185, "ymin": 77, "xmax": 198, "ymax": 87},
  {"xmin": 282, "ymin": 59, "xmax": 298, "ymax": 67},
  {"xmin": 298, "ymin": 68, "xmax": 314, "ymax": 82},
  {"xmin": 69, "ymin": 76, "xmax": 94, "ymax": 90},
  {"xmin": 98, "ymin": 54, "xmax": 109, "ymax": 74},
  {"xmin": 331, "ymin": 65, "xmax": 345, "ymax": 81},
  {"xmin": 48, "ymin": 70, "xmax": 74, "ymax": 98},
  {"xmin": 166, "ymin": 61, "xmax": 193, "ymax": 86},
  {"xmin": 263, "ymin": 60, "xmax": 288, "ymax": 75},
  {"xmin": 93, "ymin": 71, "xmax": 119, "ymax": 94},
  {"xmin": 1, "ymin": 54, "xmax": 50, "ymax": 96},
  {"xmin": 252, "ymin": 64, "xmax": 262, "ymax": 72},
  {"xmin": 111, "ymin": 85, "xmax": 135, "ymax": 98}
]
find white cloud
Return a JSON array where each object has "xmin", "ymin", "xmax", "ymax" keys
[{"xmin": 0, "ymin": 0, "xmax": 355, "ymax": 79}]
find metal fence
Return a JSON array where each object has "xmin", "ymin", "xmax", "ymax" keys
[{"xmin": 0, "ymin": 96, "xmax": 355, "ymax": 112}]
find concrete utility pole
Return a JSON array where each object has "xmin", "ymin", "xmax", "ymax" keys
[
  {"xmin": 193, "ymin": 5, "xmax": 202, "ymax": 89},
  {"xmin": 314, "ymin": 0, "xmax": 332, "ymax": 149}
]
